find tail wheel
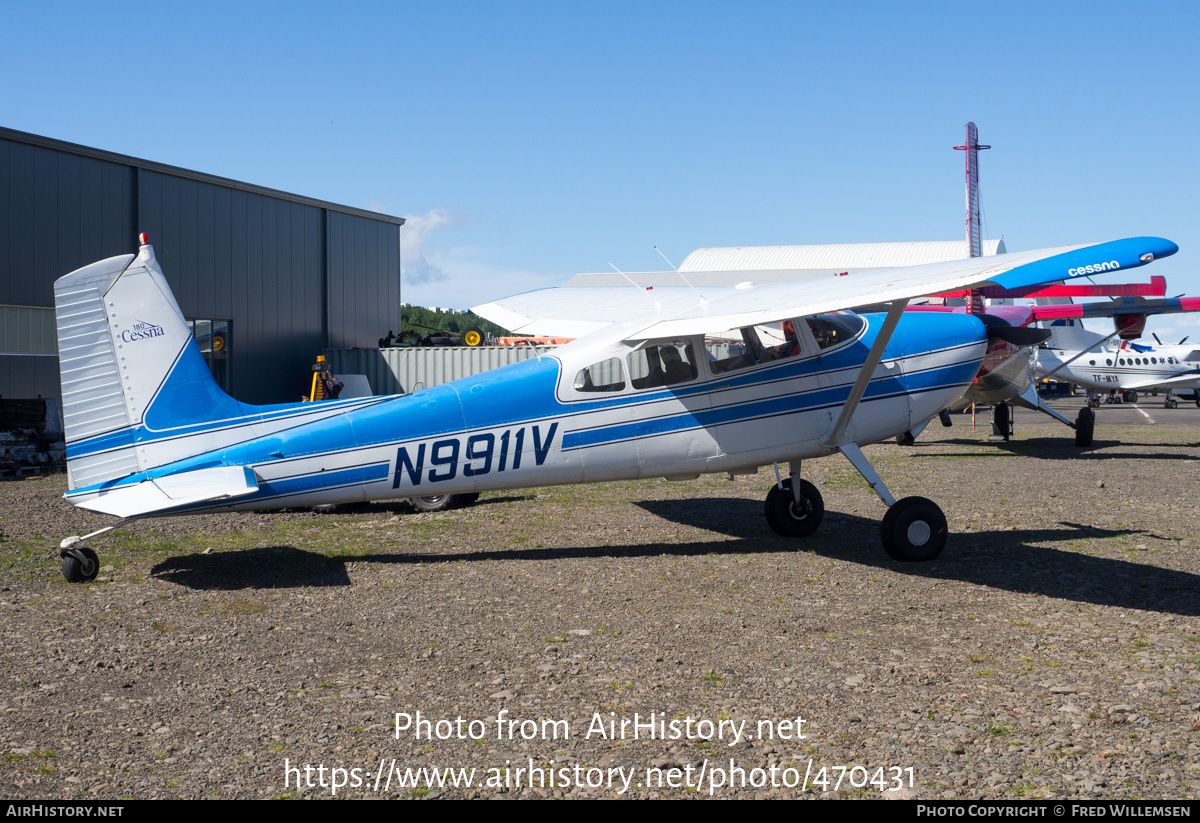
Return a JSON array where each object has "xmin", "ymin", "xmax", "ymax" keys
[
  {"xmin": 462, "ymin": 327, "xmax": 484, "ymax": 347},
  {"xmin": 61, "ymin": 547, "xmax": 99, "ymax": 583},
  {"xmin": 881, "ymin": 497, "xmax": 946, "ymax": 562},
  {"xmin": 764, "ymin": 479, "xmax": 824, "ymax": 537}
]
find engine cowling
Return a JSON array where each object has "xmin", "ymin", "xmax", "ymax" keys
[{"xmin": 1114, "ymin": 314, "xmax": 1147, "ymax": 340}]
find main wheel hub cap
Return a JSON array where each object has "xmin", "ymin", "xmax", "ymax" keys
[{"xmin": 907, "ymin": 521, "xmax": 931, "ymax": 546}]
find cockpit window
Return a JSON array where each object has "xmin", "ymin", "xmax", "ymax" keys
[
  {"xmin": 806, "ymin": 312, "xmax": 865, "ymax": 349},
  {"xmin": 574, "ymin": 357, "xmax": 625, "ymax": 393},
  {"xmin": 628, "ymin": 341, "xmax": 698, "ymax": 389}
]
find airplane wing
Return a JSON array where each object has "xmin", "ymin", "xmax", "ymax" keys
[
  {"xmin": 473, "ymin": 237, "xmax": 1177, "ymax": 340},
  {"xmin": 1117, "ymin": 370, "xmax": 1200, "ymax": 391},
  {"xmin": 1029, "ymin": 295, "xmax": 1200, "ymax": 322}
]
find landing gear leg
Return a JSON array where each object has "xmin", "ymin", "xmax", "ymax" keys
[
  {"xmin": 58, "ymin": 522, "xmax": 125, "ymax": 584},
  {"xmin": 838, "ymin": 443, "xmax": 947, "ymax": 561},
  {"xmin": 764, "ymin": 461, "xmax": 824, "ymax": 537},
  {"xmin": 1164, "ymin": 391, "xmax": 1178, "ymax": 410}
]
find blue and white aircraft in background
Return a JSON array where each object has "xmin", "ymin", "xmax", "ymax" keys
[{"xmin": 52, "ymin": 235, "xmax": 1177, "ymax": 582}]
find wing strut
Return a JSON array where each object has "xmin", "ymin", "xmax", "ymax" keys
[{"xmin": 822, "ymin": 300, "xmax": 909, "ymax": 447}]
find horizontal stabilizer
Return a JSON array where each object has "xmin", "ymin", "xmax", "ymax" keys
[
  {"xmin": 1030, "ymin": 296, "xmax": 1200, "ymax": 321},
  {"xmin": 70, "ymin": 466, "xmax": 259, "ymax": 518}
]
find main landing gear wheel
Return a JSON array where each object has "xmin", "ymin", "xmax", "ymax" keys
[
  {"xmin": 1075, "ymin": 405, "xmax": 1095, "ymax": 448},
  {"xmin": 764, "ymin": 479, "xmax": 824, "ymax": 537},
  {"xmin": 1165, "ymin": 398, "xmax": 1178, "ymax": 409},
  {"xmin": 880, "ymin": 497, "xmax": 947, "ymax": 562},
  {"xmin": 1087, "ymin": 396, "xmax": 1101, "ymax": 409},
  {"xmin": 61, "ymin": 546, "xmax": 99, "ymax": 583},
  {"xmin": 1123, "ymin": 391, "xmax": 1138, "ymax": 404},
  {"xmin": 411, "ymin": 494, "xmax": 451, "ymax": 512},
  {"xmin": 409, "ymin": 493, "xmax": 480, "ymax": 513}
]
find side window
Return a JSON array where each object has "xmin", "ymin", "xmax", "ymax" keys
[
  {"xmin": 705, "ymin": 321, "xmax": 802, "ymax": 373},
  {"xmin": 705, "ymin": 329, "xmax": 754, "ymax": 374},
  {"xmin": 746, "ymin": 321, "xmax": 802, "ymax": 363},
  {"xmin": 806, "ymin": 313, "xmax": 864, "ymax": 350},
  {"xmin": 574, "ymin": 357, "xmax": 625, "ymax": 393},
  {"xmin": 628, "ymin": 341, "xmax": 698, "ymax": 390}
]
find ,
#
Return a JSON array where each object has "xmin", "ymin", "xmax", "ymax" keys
[{"xmin": 52, "ymin": 233, "xmax": 1176, "ymax": 582}]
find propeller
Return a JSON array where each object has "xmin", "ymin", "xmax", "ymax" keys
[{"xmin": 987, "ymin": 326, "xmax": 1053, "ymax": 346}]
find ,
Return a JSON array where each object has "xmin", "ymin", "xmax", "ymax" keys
[{"xmin": 52, "ymin": 234, "xmax": 1176, "ymax": 582}]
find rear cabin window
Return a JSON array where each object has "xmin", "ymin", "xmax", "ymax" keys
[
  {"xmin": 628, "ymin": 341, "xmax": 698, "ymax": 390},
  {"xmin": 574, "ymin": 357, "xmax": 625, "ymax": 393}
]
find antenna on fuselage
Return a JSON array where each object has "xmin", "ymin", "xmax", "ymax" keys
[
  {"xmin": 608, "ymin": 262, "xmax": 640, "ymax": 288},
  {"xmin": 608, "ymin": 264, "xmax": 662, "ymax": 307},
  {"xmin": 653, "ymin": 245, "xmax": 678, "ymax": 271},
  {"xmin": 649, "ymin": 248, "xmax": 708, "ymax": 303}
]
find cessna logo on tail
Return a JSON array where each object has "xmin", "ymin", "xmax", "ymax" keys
[
  {"xmin": 120, "ymin": 320, "xmax": 165, "ymax": 343},
  {"xmin": 1068, "ymin": 260, "xmax": 1120, "ymax": 277}
]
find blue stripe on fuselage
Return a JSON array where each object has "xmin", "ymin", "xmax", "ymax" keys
[
  {"xmin": 561, "ymin": 357, "xmax": 980, "ymax": 449},
  {"xmin": 67, "ymin": 310, "xmax": 986, "ymax": 498}
]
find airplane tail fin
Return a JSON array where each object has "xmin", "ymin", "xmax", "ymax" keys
[
  {"xmin": 1033, "ymin": 295, "xmax": 1098, "ymax": 351},
  {"xmin": 1042, "ymin": 318, "xmax": 1104, "ymax": 351},
  {"xmin": 54, "ymin": 237, "xmax": 253, "ymax": 491}
]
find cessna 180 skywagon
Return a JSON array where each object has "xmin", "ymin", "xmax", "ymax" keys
[{"xmin": 52, "ymin": 234, "xmax": 1176, "ymax": 582}]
